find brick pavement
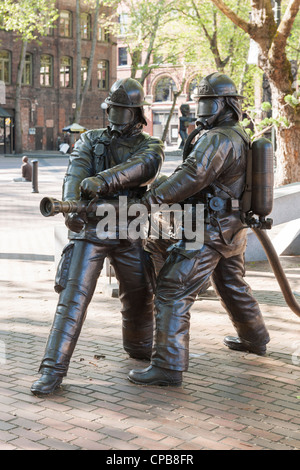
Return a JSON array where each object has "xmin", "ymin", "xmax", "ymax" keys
[{"xmin": 0, "ymin": 154, "xmax": 300, "ymax": 451}]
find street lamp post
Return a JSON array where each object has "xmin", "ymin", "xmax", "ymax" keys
[
  {"xmin": 101, "ymin": 102, "xmax": 108, "ymax": 128},
  {"xmin": 272, "ymin": 0, "xmax": 281, "ymax": 25}
]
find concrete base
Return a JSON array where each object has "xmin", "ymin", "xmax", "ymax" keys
[{"xmin": 245, "ymin": 183, "xmax": 300, "ymax": 262}]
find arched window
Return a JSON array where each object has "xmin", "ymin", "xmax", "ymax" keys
[
  {"xmin": 154, "ymin": 77, "xmax": 176, "ymax": 102},
  {"xmin": 60, "ymin": 56, "xmax": 72, "ymax": 88},
  {"xmin": 81, "ymin": 13, "xmax": 91, "ymax": 40},
  {"xmin": 98, "ymin": 21, "xmax": 109, "ymax": 42},
  {"xmin": 40, "ymin": 55, "xmax": 53, "ymax": 87},
  {"xmin": 0, "ymin": 50, "xmax": 11, "ymax": 84},
  {"xmin": 81, "ymin": 58, "xmax": 89, "ymax": 87},
  {"xmin": 97, "ymin": 60, "xmax": 109, "ymax": 90},
  {"xmin": 22, "ymin": 53, "xmax": 33, "ymax": 86},
  {"xmin": 59, "ymin": 10, "xmax": 72, "ymax": 37}
]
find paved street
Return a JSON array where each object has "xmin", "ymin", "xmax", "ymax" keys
[{"xmin": 0, "ymin": 153, "xmax": 300, "ymax": 451}]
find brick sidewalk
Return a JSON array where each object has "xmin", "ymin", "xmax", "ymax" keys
[{"xmin": 0, "ymin": 156, "xmax": 300, "ymax": 451}]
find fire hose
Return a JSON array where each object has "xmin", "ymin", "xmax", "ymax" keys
[
  {"xmin": 182, "ymin": 125, "xmax": 300, "ymax": 317},
  {"xmin": 40, "ymin": 196, "xmax": 300, "ymax": 317},
  {"xmin": 252, "ymin": 227, "xmax": 300, "ymax": 317}
]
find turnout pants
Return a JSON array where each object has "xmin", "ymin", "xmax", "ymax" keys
[
  {"xmin": 39, "ymin": 239, "xmax": 154, "ymax": 377},
  {"xmin": 152, "ymin": 245, "xmax": 270, "ymax": 371}
]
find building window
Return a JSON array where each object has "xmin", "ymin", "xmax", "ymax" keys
[
  {"xmin": 22, "ymin": 53, "xmax": 33, "ymax": 86},
  {"xmin": 154, "ymin": 77, "xmax": 176, "ymax": 102},
  {"xmin": 59, "ymin": 10, "xmax": 72, "ymax": 38},
  {"xmin": 0, "ymin": 50, "xmax": 11, "ymax": 84},
  {"xmin": 40, "ymin": 55, "xmax": 53, "ymax": 87},
  {"xmin": 81, "ymin": 13, "xmax": 91, "ymax": 40},
  {"xmin": 97, "ymin": 22, "xmax": 109, "ymax": 42},
  {"xmin": 81, "ymin": 58, "xmax": 89, "ymax": 87},
  {"xmin": 60, "ymin": 56, "xmax": 72, "ymax": 88},
  {"xmin": 118, "ymin": 13, "xmax": 129, "ymax": 35},
  {"xmin": 97, "ymin": 60, "xmax": 109, "ymax": 90},
  {"xmin": 118, "ymin": 47, "xmax": 128, "ymax": 66}
]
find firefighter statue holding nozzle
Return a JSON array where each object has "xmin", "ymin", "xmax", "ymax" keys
[
  {"xmin": 128, "ymin": 72, "xmax": 273, "ymax": 387},
  {"xmin": 31, "ymin": 78, "xmax": 164, "ymax": 397}
]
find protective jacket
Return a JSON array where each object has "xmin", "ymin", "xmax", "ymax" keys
[
  {"xmin": 37, "ymin": 128, "xmax": 164, "ymax": 376},
  {"xmin": 141, "ymin": 118, "xmax": 270, "ymax": 372},
  {"xmin": 143, "ymin": 120, "xmax": 249, "ymax": 258},
  {"xmin": 63, "ymin": 128, "xmax": 164, "ymax": 242}
]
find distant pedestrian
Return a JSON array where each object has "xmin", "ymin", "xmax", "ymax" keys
[
  {"xmin": 63, "ymin": 132, "xmax": 71, "ymax": 153},
  {"xmin": 178, "ymin": 104, "xmax": 196, "ymax": 149},
  {"xmin": 13, "ymin": 156, "xmax": 32, "ymax": 182},
  {"xmin": 56, "ymin": 135, "xmax": 62, "ymax": 151}
]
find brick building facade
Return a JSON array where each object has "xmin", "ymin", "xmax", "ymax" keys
[
  {"xmin": 117, "ymin": 52, "xmax": 204, "ymax": 148},
  {"xmin": 117, "ymin": 45, "xmax": 204, "ymax": 148},
  {"xmin": 116, "ymin": 6, "xmax": 204, "ymax": 148},
  {"xmin": 0, "ymin": 0, "xmax": 117, "ymax": 154}
]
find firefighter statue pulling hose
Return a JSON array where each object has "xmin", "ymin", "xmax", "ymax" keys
[
  {"xmin": 127, "ymin": 72, "xmax": 300, "ymax": 386},
  {"xmin": 35, "ymin": 73, "xmax": 300, "ymax": 392}
]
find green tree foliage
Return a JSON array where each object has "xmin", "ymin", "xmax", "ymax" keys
[
  {"xmin": 209, "ymin": 0, "xmax": 300, "ymax": 185},
  {"xmin": 114, "ymin": 0, "xmax": 192, "ymax": 84},
  {"xmin": 0, "ymin": 0, "xmax": 58, "ymax": 41}
]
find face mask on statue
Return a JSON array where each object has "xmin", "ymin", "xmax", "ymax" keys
[
  {"xmin": 196, "ymin": 97, "xmax": 226, "ymax": 128},
  {"xmin": 108, "ymin": 106, "xmax": 135, "ymax": 137}
]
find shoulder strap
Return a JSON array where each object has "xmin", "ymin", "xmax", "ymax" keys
[
  {"xmin": 182, "ymin": 125, "xmax": 207, "ymax": 161},
  {"xmin": 240, "ymin": 142, "xmax": 252, "ymax": 213},
  {"xmin": 229, "ymin": 126, "xmax": 253, "ymax": 213},
  {"xmin": 212, "ymin": 126, "xmax": 252, "ymax": 211}
]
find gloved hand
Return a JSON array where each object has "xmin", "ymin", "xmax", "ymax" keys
[
  {"xmin": 150, "ymin": 174, "xmax": 168, "ymax": 190},
  {"xmin": 65, "ymin": 213, "xmax": 86, "ymax": 233},
  {"xmin": 80, "ymin": 176, "xmax": 108, "ymax": 200}
]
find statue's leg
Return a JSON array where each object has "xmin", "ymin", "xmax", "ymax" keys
[
  {"xmin": 38, "ymin": 240, "xmax": 106, "ymax": 377},
  {"xmin": 211, "ymin": 253, "xmax": 270, "ymax": 350},
  {"xmin": 152, "ymin": 246, "xmax": 220, "ymax": 371},
  {"xmin": 109, "ymin": 241, "xmax": 154, "ymax": 360}
]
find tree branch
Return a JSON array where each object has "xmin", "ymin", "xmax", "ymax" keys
[
  {"xmin": 270, "ymin": 0, "xmax": 300, "ymax": 65},
  {"xmin": 209, "ymin": 0, "xmax": 251, "ymax": 34},
  {"xmin": 277, "ymin": 0, "xmax": 300, "ymax": 44}
]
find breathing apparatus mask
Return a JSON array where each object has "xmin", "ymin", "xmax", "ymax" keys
[
  {"xmin": 104, "ymin": 77, "xmax": 148, "ymax": 138},
  {"xmin": 193, "ymin": 72, "xmax": 244, "ymax": 129},
  {"xmin": 108, "ymin": 106, "xmax": 137, "ymax": 137},
  {"xmin": 196, "ymin": 97, "xmax": 226, "ymax": 129},
  {"xmin": 182, "ymin": 72, "xmax": 244, "ymax": 160}
]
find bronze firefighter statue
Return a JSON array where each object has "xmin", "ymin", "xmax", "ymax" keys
[
  {"xmin": 31, "ymin": 78, "xmax": 164, "ymax": 397},
  {"xmin": 128, "ymin": 72, "xmax": 300, "ymax": 387}
]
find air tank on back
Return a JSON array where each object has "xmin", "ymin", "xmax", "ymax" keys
[{"xmin": 251, "ymin": 137, "xmax": 274, "ymax": 218}]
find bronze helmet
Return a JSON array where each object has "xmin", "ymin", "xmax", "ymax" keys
[
  {"xmin": 194, "ymin": 72, "xmax": 244, "ymax": 100},
  {"xmin": 105, "ymin": 78, "xmax": 148, "ymax": 127},
  {"xmin": 195, "ymin": 73, "xmax": 244, "ymax": 125},
  {"xmin": 105, "ymin": 78, "xmax": 149, "ymax": 108}
]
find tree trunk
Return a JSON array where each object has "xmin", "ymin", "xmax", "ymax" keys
[
  {"xmin": 210, "ymin": 0, "xmax": 300, "ymax": 186},
  {"xmin": 161, "ymin": 77, "xmax": 186, "ymax": 143},
  {"xmin": 130, "ymin": 50, "xmax": 141, "ymax": 80},
  {"xmin": 79, "ymin": 0, "xmax": 100, "ymax": 119},
  {"xmin": 275, "ymin": 123, "xmax": 300, "ymax": 185},
  {"xmin": 15, "ymin": 40, "xmax": 28, "ymax": 154},
  {"xmin": 140, "ymin": 15, "xmax": 160, "ymax": 86},
  {"xmin": 75, "ymin": 0, "xmax": 82, "ymax": 123},
  {"xmin": 161, "ymin": 93, "xmax": 178, "ymax": 143},
  {"xmin": 270, "ymin": 82, "xmax": 300, "ymax": 185},
  {"xmin": 259, "ymin": 36, "xmax": 300, "ymax": 186}
]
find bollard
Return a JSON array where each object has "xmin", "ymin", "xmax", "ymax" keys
[{"xmin": 31, "ymin": 159, "xmax": 39, "ymax": 193}]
